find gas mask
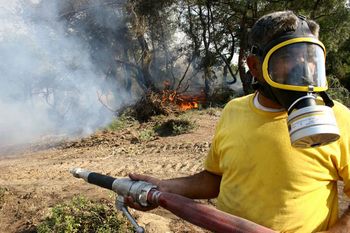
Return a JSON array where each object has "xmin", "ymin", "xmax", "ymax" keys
[{"xmin": 251, "ymin": 16, "xmax": 340, "ymax": 148}]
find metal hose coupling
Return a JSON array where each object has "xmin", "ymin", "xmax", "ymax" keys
[{"xmin": 112, "ymin": 179, "xmax": 158, "ymax": 207}]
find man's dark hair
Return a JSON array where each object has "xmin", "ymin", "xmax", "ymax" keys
[{"xmin": 250, "ymin": 11, "xmax": 320, "ymax": 49}]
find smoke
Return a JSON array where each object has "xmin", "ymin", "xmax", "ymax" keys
[{"xmin": 0, "ymin": 0, "xmax": 132, "ymax": 147}]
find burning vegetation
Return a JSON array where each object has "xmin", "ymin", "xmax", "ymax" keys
[
  {"xmin": 123, "ymin": 89, "xmax": 205, "ymax": 123},
  {"xmin": 115, "ymin": 83, "xmax": 236, "ymax": 124},
  {"xmin": 161, "ymin": 89, "xmax": 206, "ymax": 111}
]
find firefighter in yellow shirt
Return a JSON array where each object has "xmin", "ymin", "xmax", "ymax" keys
[{"xmin": 126, "ymin": 11, "xmax": 350, "ymax": 232}]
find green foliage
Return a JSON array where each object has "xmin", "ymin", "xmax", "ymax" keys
[
  {"xmin": 327, "ymin": 37, "xmax": 350, "ymax": 91},
  {"xmin": 62, "ymin": 1, "xmax": 350, "ymax": 101},
  {"xmin": 138, "ymin": 129, "xmax": 156, "ymax": 141},
  {"xmin": 106, "ymin": 114, "xmax": 136, "ymax": 132},
  {"xmin": 327, "ymin": 76, "xmax": 350, "ymax": 107},
  {"xmin": 36, "ymin": 196, "xmax": 133, "ymax": 233},
  {"xmin": 207, "ymin": 86, "xmax": 238, "ymax": 107},
  {"xmin": 154, "ymin": 118, "xmax": 195, "ymax": 136}
]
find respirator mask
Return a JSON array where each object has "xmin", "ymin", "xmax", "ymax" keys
[{"xmin": 251, "ymin": 16, "xmax": 340, "ymax": 148}]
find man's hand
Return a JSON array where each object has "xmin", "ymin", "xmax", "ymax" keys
[
  {"xmin": 123, "ymin": 173, "xmax": 161, "ymax": 211},
  {"xmin": 129, "ymin": 173, "xmax": 162, "ymax": 188},
  {"xmin": 124, "ymin": 170, "xmax": 222, "ymax": 211}
]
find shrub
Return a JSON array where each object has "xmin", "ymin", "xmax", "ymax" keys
[
  {"xmin": 36, "ymin": 196, "xmax": 133, "ymax": 233},
  {"xmin": 106, "ymin": 114, "xmax": 136, "ymax": 132},
  {"xmin": 154, "ymin": 119, "xmax": 195, "ymax": 136},
  {"xmin": 327, "ymin": 76, "xmax": 350, "ymax": 108},
  {"xmin": 206, "ymin": 86, "xmax": 239, "ymax": 107},
  {"xmin": 138, "ymin": 129, "xmax": 156, "ymax": 142},
  {"xmin": 131, "ymin": 91, "xmax": 170, "ymax": 122}
]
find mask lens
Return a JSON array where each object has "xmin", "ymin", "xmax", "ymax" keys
[{"xmin": 268, "ymin": 43, "xmax": 326, "ymax": 88}]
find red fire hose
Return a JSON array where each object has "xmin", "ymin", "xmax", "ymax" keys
[{"xmin": 148, "ymin": 190, "xmax": 275, "ymax": 233}]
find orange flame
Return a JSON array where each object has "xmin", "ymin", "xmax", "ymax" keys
[
  {"xmin": 161, "ymin": 81, "xmax": 205, "ymax": 111},
  {"xmin": 162, "ymin": 90, "xmax": 204, "ymax": 111},
  {"xmin": 178, "ymin": 101, "xmax": 198, "ymax": 111}
]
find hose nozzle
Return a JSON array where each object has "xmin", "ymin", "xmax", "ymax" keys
[{"xmin": 70, "ymin": 167, "xmax": 91, "ymax": 182}]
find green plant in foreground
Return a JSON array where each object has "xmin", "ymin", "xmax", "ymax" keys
[
  {"xmin": 106, "ymin": 114, "xmax": 136, "ymax": 132},
  {"xmin": 138, "ymin": 129, "xmax": 156, "ymax": 141},
  {"xmin": 37, "ymin": 196, "xmax": 133, "ymax": 233},
  {"xmin": 154, "ymin": 118, "xmax": 196, "ymax": 136}
]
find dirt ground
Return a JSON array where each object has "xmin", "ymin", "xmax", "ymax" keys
[{"xmin": 0, "ymin": 109, "xmax": 349, "ymax": 233}]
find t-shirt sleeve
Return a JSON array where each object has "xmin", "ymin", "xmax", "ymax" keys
[
  {"xmin": 334, "ymin": 102, "xmax": 350, "ymax": 198},
  {"xmin": 204, "ymin": 137, "xmax": 222, "ymax": 175},
  {"xmin": 204, "ymin": 109, "xmax": 227, "ymax": 175}
]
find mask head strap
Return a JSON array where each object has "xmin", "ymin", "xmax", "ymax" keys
[
  {"xmin": 320, "ymin": 91, "xmax": 335, "ymax": 107},
  {"xmin": 250, "ymin": 15, "xmax": 315, "ymax": 58}
]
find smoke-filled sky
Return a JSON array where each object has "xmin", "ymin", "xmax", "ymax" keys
[{"xmin": 0, "ymin": 0, "xmax": 131, "ymax": 147}]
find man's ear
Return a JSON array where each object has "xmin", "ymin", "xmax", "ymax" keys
[{"xmin": 246, "ymin": 55, "xmax": 261, "ymax": 78}]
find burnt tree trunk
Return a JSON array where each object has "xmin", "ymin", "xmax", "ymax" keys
[
  {"xmin": 238, "ymin": 13, "xmax": 254, "ymax": 95},
  {"xmin": 137, "ymin": 35, "xmax": 158, "ymax": 92}
]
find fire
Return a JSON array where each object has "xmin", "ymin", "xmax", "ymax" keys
[
  {"xmin": 178, "ymin": 101, "xmax": 198, "ymax": 111},
  {"xmin": 161, "ymin": 88, "xmax": 204, "ymax": 111},
  {"xmin": 176, "ymin": 94, "xmax": 201, "ymax": 111}
]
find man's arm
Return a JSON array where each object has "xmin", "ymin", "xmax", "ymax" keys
[
  {"xmin": 130, "ymin": 170, "xmax": 222, "ymax": 199},
  {"xmin": 125, "ymin": 170, "xmax": 222, "ymax": 210}
]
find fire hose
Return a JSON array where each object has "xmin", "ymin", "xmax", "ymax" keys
[{"xmin": 70, "ymin": 168, "xmax": 276, "ymax": 233}]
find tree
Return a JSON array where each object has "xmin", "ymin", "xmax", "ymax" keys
[{"xmin": 44, "ymin": 0, "xmax": 350, "ymax": 110}]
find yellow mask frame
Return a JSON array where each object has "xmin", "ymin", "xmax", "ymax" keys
[{"xmin": 261, "ymin": 37, "xmax": 327, "ymax": 92}]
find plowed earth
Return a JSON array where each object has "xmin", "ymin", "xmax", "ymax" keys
[{"xmin": 0, "ymin": 109, "xmax": 349, "ymax": 233}]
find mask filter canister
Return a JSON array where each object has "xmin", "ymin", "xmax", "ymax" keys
[{"xmin": 287, "ymin": 95, "xmax": 340, "ymax": 148}]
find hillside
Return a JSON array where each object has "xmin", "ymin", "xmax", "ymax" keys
[
  {"xmin": 0, "ymin": 108, "xmax": 349, "ymax": 233},
  {"xmin": 0, "ymin": 109, "xmax": 220, "ymax": 233}
]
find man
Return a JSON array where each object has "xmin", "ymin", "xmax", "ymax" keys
[{"xmin": 127, "ymin": 11, "xmax": 350, "ymax": 232}]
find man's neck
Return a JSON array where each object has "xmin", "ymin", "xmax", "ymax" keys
[{"xmin": 257, "ymin": 91, "xmax": 284, "ymax": 109}]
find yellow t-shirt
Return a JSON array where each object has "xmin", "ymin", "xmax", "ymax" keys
[{"xmin": 205, "ymin": 93, "xmax": 350, "ymax": 233}]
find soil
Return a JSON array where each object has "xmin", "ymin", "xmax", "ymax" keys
[{"xmin": 0, "ymin": 109, "xmax": 349, "ymax": 233}]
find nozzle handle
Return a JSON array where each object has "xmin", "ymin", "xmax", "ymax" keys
[
  {"xmin": 70, "ymin": 168, "xmax": 115, "ymax": 190},
  {"xmin": 88, "ymin": 172, "xmax": 116, "ymax": 190}
]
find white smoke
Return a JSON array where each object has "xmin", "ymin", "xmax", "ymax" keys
[{"xmin": 0, "ymin": 0, "xmax": 130, "ymax": 146}]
